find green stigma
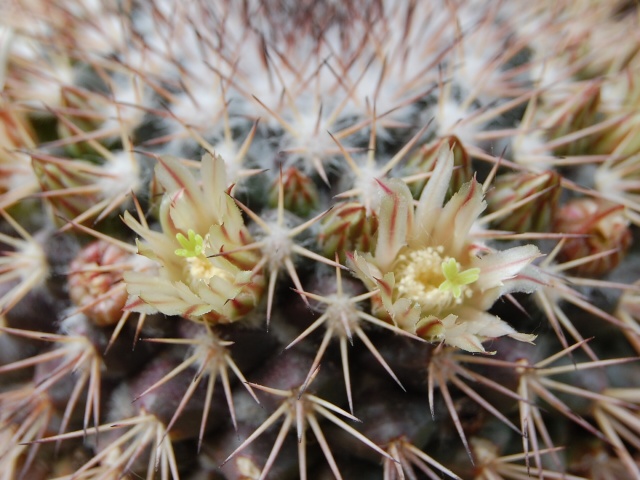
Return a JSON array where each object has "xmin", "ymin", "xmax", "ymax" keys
[
  {"xmin": 438, "ymin": 258, "xmax": 480, "ymax": 298},
  {"xmin": 175, "ymin": 229, "xmax": 204, "ymax": 258}
]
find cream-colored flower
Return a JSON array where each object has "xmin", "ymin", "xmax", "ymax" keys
[
  {"xmin": 348, "ymin": 148, "xmax": 540, "ymax": 353},
  {"xmin": 123, "ymin": 153, "xmax": 264, "ymax": 323}
]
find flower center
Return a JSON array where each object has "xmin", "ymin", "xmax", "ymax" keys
[
  {"xmin": 393, "ymin": 246, "xmax": 478, "ymax": 315},
  {"xmin": 175, "ymin": 229, "xmax": 234, "ymax": 285},
  {"xmin": 184, "ymin": 256, "xmax": 234, "ymax": 284}
]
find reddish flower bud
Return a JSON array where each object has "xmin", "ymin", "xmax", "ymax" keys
[
  {"xmin": 68, "ymin": 240, "xmax": 133, "ymax": 326},
  {"xmin": 486, "ymin": 170, "xmax": 561, "ymax": 232},
  {"xmin": 554, "ymin": 198, "xmax": 632, "ymax": 275},
  {"xmin": 268, "ymin": 167, "xmax": 319, "ymax": 217},
  {"xmin": 318, "ymin": 201, "xmax": 378, "ymax": 262}
]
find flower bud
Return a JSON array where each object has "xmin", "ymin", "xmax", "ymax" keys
[
  {"xmin": 318, "ymin": 201, "xmax": 378, "ymax": 262},
  {"xmin": 31, "ymin": 155, "xmax": 97, "ymax": 221},
  {"xmin": 554, "ymin": 198, "xmax": 632, "ymax": 275},
  {"xmin": 544, "ymin": 82, "xmax": 600, "ymax": 156},
  {"xmin": 68, "ymin": 240, "xmax": 132, "ymax": 326},
  {"xmin": 486, "ymin": 170, "xmax": 561, "ymax": 232},
  {"xmin": 268, "ymin": 167, "xmax": 319, "ymax": 217},
  {"xmin": 593, "ymin": 115, "xmax": 640, "ymax": 157},
  {"xmin": 56, "ymin": 89, "xmax": 101, "ymax": 157}
]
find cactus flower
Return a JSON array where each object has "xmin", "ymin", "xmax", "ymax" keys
[
  {"xmin": 123, "ymin": 153, "xmax": 264, "ymax": 323},
  {"xmin": 349, "ymin": 148, "xmax": 540, "ymax": 353}
]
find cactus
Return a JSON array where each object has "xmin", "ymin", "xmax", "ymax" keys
[{"xmin": 1, "ymin": 1, "xmax": 640, "ymax": 479}]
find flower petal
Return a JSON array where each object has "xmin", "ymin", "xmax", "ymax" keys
[
  {"xmin": 474, "ymin": 244, "xmax": 542, "ymax": 291},
  {"xmin": 440, "ymin": 314, "xmax": 490, "ymax": 353},
  {"xmin": 432, "ymin": 179, "xmax": 486, "ymax": 256},
  {"xmin": 155, "ymin": 156, "xmax": 209, "ymax": 231},
  {"xmin": 374, "ymin": 179, "xmax": 413, "ymax": 271},
  {"xmin": 201, "ymin": 153, "xmax": 228, "ymax": 218},
  {"xmin": 124, "ymin": 272, "xmax": 214, "ymax": 318},
  {"xmin": 439, "ymin": 309, "xmax": 535, "ymax": 353},
  {"xmin": 413, "ymin": 147, "xmax": 454, "ymax": 242},
  {"xmin": 347, "ymin": 251, "xmax": 381, "ymax": 291}
]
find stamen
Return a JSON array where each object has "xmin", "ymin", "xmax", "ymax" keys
[{"xmin": 394, "ymin": 246, "xmax": 475, "ymax": 314}]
